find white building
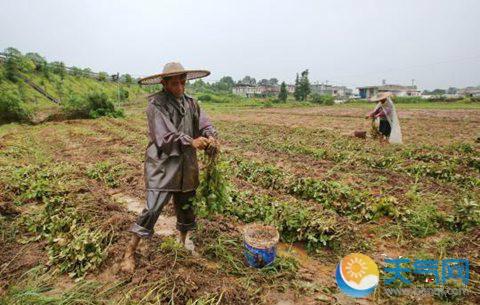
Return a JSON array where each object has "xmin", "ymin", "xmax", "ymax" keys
[
  {"xmin": 458, "ymin": 87, "xmax": 480, "ymax": 97},
  {"xmin": 357, "ymin": 84, "xmax": 421, "ymax": 99},
  {"xmin": 311, "ymin": 83, "xmax": 353, "ymax": 98},
  {"xmin": 233, "ymin": 83, "xmax": 295, "ymax": 97}
]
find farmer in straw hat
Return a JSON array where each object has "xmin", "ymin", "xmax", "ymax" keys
[
  {"xmin": 121, "ymin": 62, "xmax": 219, "ymax": 273},
  {"xmin": 365, "ymin": 92, "xmax": 403, "ymax": 144}
]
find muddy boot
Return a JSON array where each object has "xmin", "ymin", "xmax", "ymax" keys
[
  {"xmin": 179, "ymin": 231, "xmax": 199, "ymax": 256},
  {"xmin": 120, "ymin": 234, "xmax": 140, "ymax": 273},
  {"xmin": 179, "ymin": 231, "xmax": 187, "ymax": 246}
]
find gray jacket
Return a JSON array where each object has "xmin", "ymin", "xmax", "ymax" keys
[{"xmin": 144, "ymin": 90, "xmax": 217, "ymax": 192}]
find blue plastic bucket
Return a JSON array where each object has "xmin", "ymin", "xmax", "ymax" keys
[{"xmin": 243, "ymin": 224, "xmax": 279, "ymax": 268}]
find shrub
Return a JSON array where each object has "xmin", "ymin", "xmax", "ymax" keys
[
  {"xmin": 0, "ymin": 88, "xmax": 32, "ymax": 124},
  {"xmin": 61, "ymin": 91, "xmax": 124, "ymax": 119},
  {"xmin": 394, "ymin": 96, "xmax": 423, "ymax": 103},
  {"xmin": 310, "ymin": 93, "xmax": 334, "ymax": 105},
  {"xmin": 87, "ymin": 92, "xmax": 123, "ymax": 118},
  {"xmin": 198, "ymin": 94, "xmax": 212, "ymax": 102},
  {"xmin": 97, "ymin": 72, "xmax": 108, "ymax": 81}
]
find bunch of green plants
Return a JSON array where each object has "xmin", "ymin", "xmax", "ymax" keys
[
  {"xmin": 193, "ymin": 153, "xmax": 233, "ymax": 217},
  {"xmin": 5, "ymin": 165, "xmax": 53, "ymax": 203},
  {"xmin": 2, "ymin": 163, "xmax": 76, "ymax": 205},
  {"xmin": 225, "ymin": 191, "xmax": 348, "ymax": 250},
  {"xmin": 86, "ymin": 161, "xmax": 123, "ymax": 188},
  {"xmin": 370, "ymin": 119, "xmax": 382, "ymax": 139},
  {"xmin": 22, "ymin": 196, "xmax": 111, "ymax": 278},
  {"xmin": 231, "ymin": 157, "xmax": 378, "ymax": 221},
  {"xmin": 405, "ymin": 161, "xmax": 462, "ymax": 183},
  {"xmin": 444, "ymin": 198, "xmax": 480, "ymax": 232},
  {"xmin": 403, "ymin": 203, "xmax": 443, "ymax": 238}
]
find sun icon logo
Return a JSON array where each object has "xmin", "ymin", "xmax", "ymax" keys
[
  {"xmin": 335, "ymin": 253, "xmax": 379, "ymax": 298},
  {"xmin": 345, "ymin": 256, "xmax": 367, "ymax": 279}
]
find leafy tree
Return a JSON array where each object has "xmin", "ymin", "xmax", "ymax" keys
[
  {"xmin": 191, "ymin": 78, "xmax": 209, "ymax": 92},
  {"xmin": 97, "ymin": 72, "xmax": 108, "ymax": 81},
  {"xmin": 258, "ymin": 79, "xmax": 269, "ymax": 86},
  {"xmin": 240, "ymin": 75, "xmax": 256, "ymax": 85},
  {"xmin": 214, "ymin": 76, "xmax": 235, "ymax": 91},
  {"xmin": 293, "ymin": 73, "xmax": 300, "ymax": 101},
  {"xmin": 70, "ymin": 66, "xmax": 83, "ymax": 77},
  {"xmin": 51, "ymin": 61, "xmax": 66, "ymax": 79},
  {"xmin": 122, "ymin": 73, "xmax": 133, "ymax": 84},
  {"xmin": 3, "ymin": 47, "xmax": 35, "ymax": 81},
  {"xmin": 447, "ymin": 87, "xmax": 458, "ymax": 95},
  {"xmin": 294, "ymin": 69, "xmax": 311, "ymax": 101},
  {"xmin": 25, "ymin": 52, "xmax": 48, "ymax": 73},
  {"xmin": 82, "ymin": 68, "xmax": 93, "ymax": 77},
  {"xmin": 431, "ymin": 89, "xmax": 446, "ymax": 95},
  {"xmin": 278, "ymin": 81, "xmax": 288, "ymax": 102},
  {"xmin": 269, "ymin": 78, "xmax": 279, "ymax": 86}
]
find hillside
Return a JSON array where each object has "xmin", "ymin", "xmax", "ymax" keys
[{"xmin": 0, "ymin": 48, "xmax": 147, "ymax": 123}]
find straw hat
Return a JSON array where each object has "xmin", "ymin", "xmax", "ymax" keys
[
  {"xmin": 370, "ymin": 92, "xmax": 393, "ymax": 102},
  {"xmin": 138, "ymin": 62, "xmax": 210, "ymax": 85}
]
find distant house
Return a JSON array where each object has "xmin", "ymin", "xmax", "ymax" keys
[
  {"xmin": 357, "ymin": 84, "xmax": 420, "ymax": 99},
  {"xmin": 233, "ymin": 83, "xmax": 294, "ymax": 97},
  {"xmin": 310, "ymin": 83, "xmax": 353, "ymax": 98},
  {"xmin": 458, "ymin": 87, "xmax": 480, "ymax": 97},
  {"xmin": 232, "ymin": 83, "xmax": 259, "ymax": 97}
]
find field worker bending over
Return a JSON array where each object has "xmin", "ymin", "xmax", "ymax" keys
[
  {"xmin": 365, "ymin": 92, "xmax": 403, "ymax": 144},
  {"xmin": 121, "ymin": 62, "xmax": 219, "ymax": 273}
]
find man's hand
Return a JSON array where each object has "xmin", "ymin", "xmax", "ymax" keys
[
  {"xmin": 192, "ymin": 137, "xmax": 209, "ymax": 150},
  {"xmin": 206, "ymin": 136, "xmax": 219, "ymax": 156}
]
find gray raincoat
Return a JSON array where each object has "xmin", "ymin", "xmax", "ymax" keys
[{"xmin": 144, "ymin": 90, "xmax": 217, "ymax": 192}]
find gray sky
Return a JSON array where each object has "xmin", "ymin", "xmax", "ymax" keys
[{"xmin": 1, "ymin": 0, "xmax": 479, "ymax": 90}]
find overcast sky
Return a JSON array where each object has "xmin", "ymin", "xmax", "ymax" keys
[{"xmin": 1, "ymin": 0, "xmax": 479, "ymax": 90}]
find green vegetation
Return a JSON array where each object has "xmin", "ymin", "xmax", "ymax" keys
[
  {"xmin": 278, "ymin": 81, "xmax": 288, "ymax": 102},
  {"xmin": 62, "ymin": 91, "xmax": 125, "ymax": 119},
  {"xmin": 309, "ymin": 93, "xmax": 334, "ymax": 105},
  {"xmin": 293, "ymin": 69, "xmax": 311, "ymax": 101},
  {"xmin": 0, "ymin": 87, "xmax": 32, "ymax": 123},
  {"xmin": 0, "ymin": 47, "xmax": 144, "ymax": 124},
  {"xmin": 86, "ymin": 161, "xmax": 123, "ymax": 188}
]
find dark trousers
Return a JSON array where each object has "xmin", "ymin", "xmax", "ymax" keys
[
  {"xmin": 379, "ymin": 119, "xmax": 391, "ymax": 137},
  {"xmin": 130, "ymin": 190, "xmax": 196, "ymax": 238}
]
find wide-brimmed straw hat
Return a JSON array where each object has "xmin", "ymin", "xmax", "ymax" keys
[
  {"xmin": 138, "ymin": 62, "xmax": 210, "ymax": 85},
  {"xmin": 370, "ymin": 92, "xmax": 393, "ymax": 102}
]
